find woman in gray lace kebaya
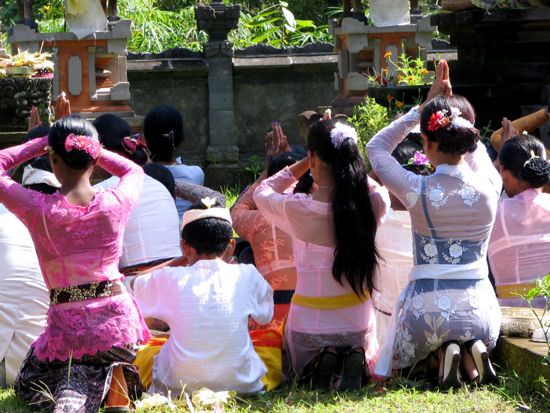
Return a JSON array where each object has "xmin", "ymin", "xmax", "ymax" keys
[{"xmin": 367, "ymin": 62, "xmax": 502, "ymax": 386}]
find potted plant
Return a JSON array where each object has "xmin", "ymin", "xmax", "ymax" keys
[{"xmin": 367, "ymin": 48, "xmax": 434, "ymax": 106}]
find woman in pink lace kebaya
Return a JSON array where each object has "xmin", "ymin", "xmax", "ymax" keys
[
  {"xmin": 489, "ymin": 132, "xmax": 550, "ymax": 308},
  {"xmin": 0, "ymin": 116, "xmax": 150, "ymax": 413},
  {"xmin": 254, "ymin": 119, "xmax": 389, "ymax": 391},
  {"xmin": 232, "ymin": 124, "xmax": 302, "ymax": 329}
]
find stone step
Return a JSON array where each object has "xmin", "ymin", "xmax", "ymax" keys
[{"xmin": 493, "ymin": 336, "xmax": 550, "ymax": 394}]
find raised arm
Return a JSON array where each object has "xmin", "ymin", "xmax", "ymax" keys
[
  {"xmin": 97, "ymin": 149, "xmax": 144, "ymax": 209},
  {"xmin": 366, "ymin": 108, "xmax": 423, "ymax": 209},
  {"xmin": 0, "ymin": 137, "xmax": 49, "ymax": 219},
  {"xmin": 174, "ymin": 181, "xmax": 226, "ymax": 208},
  {"xmin": 366, "ymin": 175, "xmax": 390, "ymax": 226},
  {"xmin": 231, "ymin": 181, "xmax": 259, "ymax": 242},
  {"xmin": 253, "ymin": 166, "xmax": 300, "ymax": 236},
  {"xmin": 464, "ymin": 141, "xmax": 502, "ymax": 196}
]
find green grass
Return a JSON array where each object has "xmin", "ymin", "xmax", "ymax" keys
[{"xmin": 2, "ymin": 371, "xmax": 549, "ymax": 413}]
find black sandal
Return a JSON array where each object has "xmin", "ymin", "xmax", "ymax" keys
[
  {"xmin": 314, "ymin": 347, "xmax": 339, "ymax": 391},
  {"xmin": 339, "ymin": 346, "xmax": 365, "ymax": 391}
]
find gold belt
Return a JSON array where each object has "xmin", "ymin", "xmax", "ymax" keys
[{"xmin": 291, "ymin": 292, "xmax": 369, "ymax": 309}]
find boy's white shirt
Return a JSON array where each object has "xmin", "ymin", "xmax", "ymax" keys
[{"xmin": 131, "ymin": 258, "xmax": 274, "ymax": 394}]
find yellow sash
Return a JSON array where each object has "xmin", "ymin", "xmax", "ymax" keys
[
  {"xmin": 496, "ymin": 283, "xmax": 536, "ymax": 299},
  {"xmin": 291, "ymin": 292, "xmax": 369, "ymax": 309}
]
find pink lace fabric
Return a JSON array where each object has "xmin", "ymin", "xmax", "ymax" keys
[
  {"xmin": 231, "ymin": 181, "xmax": 296, "ymax": 327},
  {"xmin": 0, "ymin": 137, "xmax": 150, "ymax": 361},
  {"xmin": 253, "ymin": 167, "xmax": 390, "ymax": 373},
  {"xmin": 489, "ymin": 189, "xmax": 550, "ymax": 290}
]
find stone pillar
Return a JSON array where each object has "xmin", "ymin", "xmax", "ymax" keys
[{"xmin": 196, "ymin": 0, "xmax": 240, "ymax": 165}]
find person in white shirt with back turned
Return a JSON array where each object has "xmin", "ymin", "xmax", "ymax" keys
[
  {"xmin": 129, "ymin": 200, "xmax": 274, "ymax": 394},
  {"xmin": 93, "ymin": 114, "xmax": 181, "ymax": 273}
]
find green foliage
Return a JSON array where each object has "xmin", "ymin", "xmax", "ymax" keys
[
  {"xmin": 244, "ymin": 154, "xmax": 263, "ymax": 180},
  {"xmin": 521, "ymin": 273, "xmax": 550, "ymax": 365},
  {"xmin": 221, "ymin": 185, "xmax": 240, "ymax": 209},
  {"xmin": 1, "ymin": 0, "xmax": 333, "ymax": 53},
  {"xmin": 231, "ymin": 1, "xmax": 331, "ymax": 49},
  {"xmin": 349, "ymin": 97, "xmax": 390, "ymax": 157},
  {"xmin": 124, "ymin": 0, "xmax": 206, "ymax": 53}
]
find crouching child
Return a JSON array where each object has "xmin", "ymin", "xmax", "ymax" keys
[{"xmin": 130, "ymin": 201, "xmax": 274, "ymax": 394}]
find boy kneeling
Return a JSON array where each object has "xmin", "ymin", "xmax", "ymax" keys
[{"xmin": 131, "ymin": 201, "xmax": 274, "ymax": 394}]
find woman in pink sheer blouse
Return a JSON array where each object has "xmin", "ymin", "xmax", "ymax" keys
[
  {"xmin": 231, "ymin": 124, "xmax": 301, "ymax": 329},
  {"xmin": 489, "ymin": 132, "xmax": 550, "ymax": 308},
  {"xmin": 254, "ymin": 119, "xmax": 389, "ymax": 391},
  {"xmin": 367, "ymin": 62, "xmax": 502, "ymax": 388},
  {"xmin": 0, "ymin": 116, "xmax": 150, "ymax": 413}
]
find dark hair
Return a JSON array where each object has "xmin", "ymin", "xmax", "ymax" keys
[
  {"xmin": 26, "ymin": 125, "xmax": 51, "ymax": 141},
  {"xmin": 392, "ymin": 140, "xmax": 433, "ymax": 175},
  {"xmin": 181, "ymin": 202, "xmax": 232, "ymax": 255},
  {"xmin": 267, "ymin": 152, "xmax": 301, "ymax": 177},
  {"xmin": 143, "ymin": 105, "xmax": 184, "ymax": 163},
  {"xmin": 293, "ymin": 171, "xmax": 314, "ymax": 194},
  {"xmin": 307, "ymin": 119, "xmax": 379, "ymax": 297},
  {"xmin": 144, "ymin": 163, "xmax": 176, "ymax": 198},
  {"xmin": 420, "ymin": 95, "xmax": 480, "ymax": 156},
  {"xmin": 499, "ymin": 134, "xmax": 550, "ymax": 188},
  {"xmin": 93, "ymin": 114, "xmax": 148, "ymax": 166},
  {"xmin": 23, "ymin": 155, "xmax": 58, "ymax": 195},
  {"xmin": 48, "ymin": 116, "xmax": 98, "ymax": 171}
]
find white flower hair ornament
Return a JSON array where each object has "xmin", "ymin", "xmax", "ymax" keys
[
  {"xmin": 201, "ymin": 196, "xmax": 217, "ymax": 208},
  {"xmin": 330, "ymin": 123, "xmax": 358, "ymax": 149}
]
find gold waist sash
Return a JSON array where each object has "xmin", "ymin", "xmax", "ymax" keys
[{"xmin": 291, "ymin": 292, "xmax": 369, "ymax": 309}]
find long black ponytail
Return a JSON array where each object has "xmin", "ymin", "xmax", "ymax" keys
[{"xmin": 308, "ymin": 120, "xmax": 380, "ymax": 297}]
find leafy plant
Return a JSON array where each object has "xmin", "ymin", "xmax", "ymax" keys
[
  {"xmin": 231, "ymin": 1, "xmax": 331, "ymax": 49},
  {"xmin": 221, "ymin": 185, "xmax": 241, "ymax": 209},
  {"xmin": 349, "ymin": 96, "xmax": 391, "ymax": 153},
  {"xmin": 244, "ymin": 154, "xmax": 263, "ymax": 180},
  {"xmin": 369, "ymin": 48, "xmax": 434, "ymax": 87},
  {"xmin": 521, "ymin": 274, "xmax": 550, "ymax": 366}
]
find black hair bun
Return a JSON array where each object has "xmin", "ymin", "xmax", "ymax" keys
[{"xmin": 521, "ymin": 157, "xmax": 550, "ymax": 188}]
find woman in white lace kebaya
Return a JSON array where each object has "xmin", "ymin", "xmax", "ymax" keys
[{"xmin": 367, "ymin": 62, "xmax": 502, "ymax": 388}]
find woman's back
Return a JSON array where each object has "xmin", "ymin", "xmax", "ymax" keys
[
  {"xmin": 17, "ymin": 179, "xmax": 136, "ymax": 289},
  {"xmin": 489, "ymin": 189, "xmax": 550, "ymax": 286},
  {"xmin": 95, "ymin": 174, "xmax": 181, "ymax": 269},
  {"xmin": 408, "ymin": 164, "xmax": 499, "ymax": 267}
]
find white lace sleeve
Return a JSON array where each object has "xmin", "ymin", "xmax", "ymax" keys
[
  {"xmin": 366, "ymin": 107, "xmax": 423, "ymax": 209},
  {"xmin": 465, "ymin": 141, "xmax": 503, "ymax": 196}
]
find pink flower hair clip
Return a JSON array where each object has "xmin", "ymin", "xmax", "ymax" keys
[
  {"xmin": 64, "ymin": 133, "xmax": 101, "ymax": 159},
  {"xmin": 401, "ymin": 151, "xmax": 434, "ymax": 175},
  {"xmin": 427, "ymin": 107, "xmax": 474, "ymax": 133}
]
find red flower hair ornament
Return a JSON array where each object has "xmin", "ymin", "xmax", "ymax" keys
[
  {"xmin": 427, "ymin": 107, "xmax": 474, "ymax": 133},
  {"xmin": 64, "ymin": 133, "xmax": 101, "ymax": 159}
]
